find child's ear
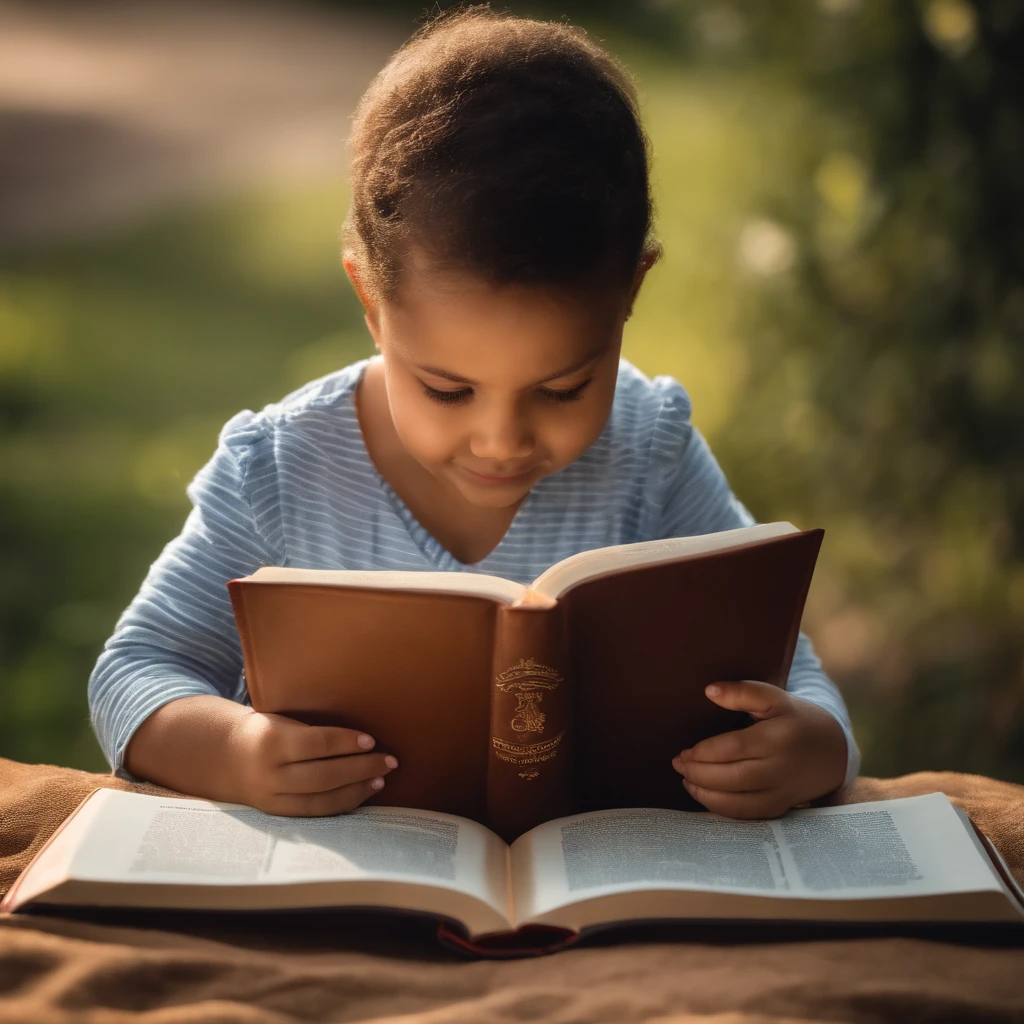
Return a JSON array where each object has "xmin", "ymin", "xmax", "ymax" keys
[
  {"xmin": 343, "ymin": 257, "xmax": 382, "ymax": 346},
  {"xmin": 625, "ymin": 244, "xmax": 662, "ymax": 320}
]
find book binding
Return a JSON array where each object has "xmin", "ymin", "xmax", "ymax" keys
[
  {"xmin": 487, "ymin": 603, "xmax": 572, "ymax": 842},
  {"xmin": 436, "ymin": 921, "xmax": 579, "ymax": 958}
]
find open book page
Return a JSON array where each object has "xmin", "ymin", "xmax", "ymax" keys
[
  {"xmin": 528, "ymin": 522, "xmax": 798, "ymax": 600},
  {"xmin": 242, "ymin": 567, "xmax": 526, "ymax": 606},
  {"xmin": 12, "ymin": 790, "xmax": 513, "ymax": 937},
  {"xmin": 509, "ymin": 795, "xmax": 1023, "ymax": 931}
]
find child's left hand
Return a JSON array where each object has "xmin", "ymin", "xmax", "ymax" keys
[{"xmin": 672, "ymin": 680, "xmax": 848, "ymax": 819}]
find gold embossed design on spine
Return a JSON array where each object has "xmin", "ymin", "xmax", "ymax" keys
[{"xmin": 486, "ymin": 602, "xmax": 571, "ymax": 842}]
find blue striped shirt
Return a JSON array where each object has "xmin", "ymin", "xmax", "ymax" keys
[{"xmin": 89, "ymin": 356, "xmax": 859, "ymax": 786}]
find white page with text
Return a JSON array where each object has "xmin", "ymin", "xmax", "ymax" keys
[
  {"xmin": 67, "ymin": 791, "xmax": 510, "ymax": 919},
  {"xmin": 510, "ymin": 795, "xmax": 1005, "ymax": 923}
]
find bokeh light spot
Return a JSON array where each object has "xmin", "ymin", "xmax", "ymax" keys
[
  {"xmin": 736, "ymin": 218, "xmax": 797, "ymax": 276},
  {"xmin": 924, "ymin": 0, "xmax": 978, "ymax": 56}
]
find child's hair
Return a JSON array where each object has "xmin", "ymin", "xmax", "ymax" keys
[{"xmin": 343, "ymin": 5, "xmax": 659, "ymax": 302}]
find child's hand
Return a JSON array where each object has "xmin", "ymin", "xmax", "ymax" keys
[
  {"xmin": 229, "ymin": 710, "xmax": 399, "ymax": 817},
  {"xmin": 671, "ymin": 680, "xmax": 848, "ymax": 819},
  {"xmin": 124, "ymin": 695, "xmax": 397, "ymax": 817}
]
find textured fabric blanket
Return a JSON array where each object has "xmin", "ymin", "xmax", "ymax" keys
[{"xmin": 1, "ymin": 757, "xmax": 1023, "ymax": 1023}]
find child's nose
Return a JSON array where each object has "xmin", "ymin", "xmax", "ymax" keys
[{"xmin": 469, "ymin": 412, "xmax": 535, "ymax": 463}]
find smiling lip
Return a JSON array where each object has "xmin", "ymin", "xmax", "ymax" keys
[{"xmin": 460, "ymin": 465, "xmax": 534, "ymax": 484}]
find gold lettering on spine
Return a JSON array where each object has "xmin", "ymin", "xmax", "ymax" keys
[
  {"xmin": 492, "ymin": 731, "xmax": 564, "ymax": 764},
  {"xmin": 492, "ymin": 658, "xmax": 564, "ymax": 778}
]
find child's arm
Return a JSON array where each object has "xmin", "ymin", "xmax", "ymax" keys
[
  {"xmin": 648, "ymin": 380, "xmax": 858, "ymax": 815},
  {"xmin": 125, "ymin": 694, "xmax": 396, "ymax": 816},
  {"xmin": 89, "ymin": 411, "xmax": 396, "ymax": 813}
]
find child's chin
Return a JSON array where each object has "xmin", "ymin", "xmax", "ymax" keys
[{"xmin": 462, "ymin": 486, "xmax": 530, "ymax": 509}]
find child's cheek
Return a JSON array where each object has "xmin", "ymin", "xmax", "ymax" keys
[
  {"xmin": 549, "ymin": 381, "xmax": 617, "ymax": 469},
  {"xmin": 557, "ymin": 417, "xmax": 603, "ymax": 469},
  {"xmin": 390, "ymin": 394, "xmax": 461, "ymax": 467}
]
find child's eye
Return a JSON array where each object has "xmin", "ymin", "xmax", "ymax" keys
[
  {"xmin": 422, "ymin": 384, "xmax": 473, "ymax": 405},
  {"xmin": 539, "ymin": 378, "xmax": 593, "ymax": 403},
  {"xmin": 420, "ymin": 376, "xmax": 593, "ymax": 407}
]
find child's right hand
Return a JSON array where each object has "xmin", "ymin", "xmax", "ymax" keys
[
  {"xmin": 229, "ymin": 709, "xmax": 398, "ymax": 816},
  {"xmin": 123, "ymin": 694, "xmax": 398, "ymax": 816}
]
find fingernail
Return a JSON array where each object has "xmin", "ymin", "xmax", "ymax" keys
[
  {"xmin": 682, "ymin": 779, "xmax": 693, "ymax": 792},
  {"xmin": 706, "ymin": 684, "xmax": 721, "ymax": 697},
  {"xmin": 371, "ymin": 776, "xmax": 385, "ymax": 790},
  {"xmin": 357, "ymin": 734, "xmax": 375, "ymax": 749},
  {"xmin": 384, "ymin": 755, "xmax": 398, "ymax": 769}
]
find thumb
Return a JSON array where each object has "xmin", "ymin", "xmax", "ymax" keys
[{"xmin": 704, "ymin": 680, "xmax": 789, "ymax": 720}]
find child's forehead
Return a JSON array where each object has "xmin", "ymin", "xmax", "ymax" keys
[
  {"xmin": 383, "ymin": 277, "xmax": 621, "ymax": 386},
  {"xmin": 391, "ymin": 251, "xmax": 626, "ymax": 320}
]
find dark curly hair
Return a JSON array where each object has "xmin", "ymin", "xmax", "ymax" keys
[{"xmin": 343, "ymin": 6, "xmax": 659, "ymax": 301}]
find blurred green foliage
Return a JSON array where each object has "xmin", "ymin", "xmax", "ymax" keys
[
  {"xmin": 1, "ymin": 0, "xmax": 1021, "ymax": 780},
  {"xmin": 0, "ymin": 188, "xmax": 372, "ymax": 768}
]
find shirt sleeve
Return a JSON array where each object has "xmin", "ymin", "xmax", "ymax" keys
[
  {"xmin": 647, "ymin": 377, "xmax": 860, "ymax": 789},
  {"xmin": 88, "ymin": 410, "xmax": 283, "ymax": 773}
]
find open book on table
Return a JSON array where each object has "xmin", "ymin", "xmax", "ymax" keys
[
  {"xmin": 5, "ymin": 790, "xmax": 1022, "ymax": 957},
  {"xmin": 227, "ymin": 521, "xmax": 825, "ymax": 842}
]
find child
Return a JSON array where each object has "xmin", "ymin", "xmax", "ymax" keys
[{"xmin": 89, "ymin": 9, "xmax": 858, "ymax": 821}]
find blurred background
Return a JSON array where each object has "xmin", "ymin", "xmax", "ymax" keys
[{"xmin": 1, "ymin": 0, "xmax": 1021, "ymax": 781}]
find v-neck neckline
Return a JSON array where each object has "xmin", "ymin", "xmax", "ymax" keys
[{"xmin": 349, "ymin": 357, "xmax": 542, "ymax": 571}]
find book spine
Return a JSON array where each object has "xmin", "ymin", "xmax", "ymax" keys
[{"xmin": 486, "ymin": 602, "xmax": 572, "ymax": 843}]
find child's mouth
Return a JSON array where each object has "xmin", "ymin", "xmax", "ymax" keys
[{"xmin": 459, "ymin": 465, "xmax": 534, "ymax": 484}]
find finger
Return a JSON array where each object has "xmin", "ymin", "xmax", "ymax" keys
[
  {"xmin": 675, "ymin": 756, "xmax": 774, "ymax": 793},
  {"xmin": 270, "ymin": 717, "xmax": 378, "ymax": 764},
  {"xmin": 679, "ymin": 723, "xmax": 769, "ymax": 765},
  {"xmin": 276, "ymin": 751, "xmax": 398, "ymax": 795},
  {"xmin": 682, "ymin": 779, "xmax": 791, "ymax": 820},
  {"xmin": 704, "ymin": 680, "xmax": 790, "ymax": 720},
  {"xmin": 262, "ymin": 776, "xmax": 388, "ymax": 817}
]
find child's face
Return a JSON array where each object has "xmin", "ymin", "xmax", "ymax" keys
[{"xmin": 349, "ymin": 260, "xmax": 633, "ymax": 510}]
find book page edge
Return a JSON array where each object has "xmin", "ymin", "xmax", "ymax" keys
[
  {"xmin": 1, "ymin": 788, "xmax": 109, "ymax": 913},
  {"xmin": 953, "ymin": 805, "xmax": 1024, "ymax": 913},
  {"xmin": 237, "ymin": 569, "xmax": 526, "ymax": 606},
  {"xmin": 529, "ymin": 522, "xmax": 802, "ymax": 601}
]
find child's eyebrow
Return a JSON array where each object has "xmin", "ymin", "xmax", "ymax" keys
[{"xmin": 416, "ymin": 347, "xmax": 607, "ymax": 388}]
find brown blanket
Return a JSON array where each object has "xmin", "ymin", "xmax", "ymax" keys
[{"xmin": 2, "ymin": 758, "xmax": 1023, "ymax": 1023}]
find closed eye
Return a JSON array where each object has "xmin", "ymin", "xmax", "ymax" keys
[
  {"xmin": 421, "ymin": 377, "xmax": 594, "ymax": 406},
  {"xmin": 421, "ymin": 384, "xmax": 473, "ymax": 405},
  {"xmin": 539, "ymin": 378, "xmax": 592, "ymax": 403}
]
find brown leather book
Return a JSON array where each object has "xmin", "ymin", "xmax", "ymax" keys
[{"xmin": 227, "ymin": 522, "xmax": 824, "ymax": 842}]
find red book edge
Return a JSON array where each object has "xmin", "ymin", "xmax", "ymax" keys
[{"xmin": 436, "ymin": 921, "xmax": 579, "ymax": 958}]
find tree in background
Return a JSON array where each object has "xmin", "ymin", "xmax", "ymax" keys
[{"xmin": 700, "ymin": 0, "xmax": 1024, "ymax": 777}]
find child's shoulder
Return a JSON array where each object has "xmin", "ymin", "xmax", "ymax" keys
[
  {"xmin": 215, "ymin": 358, "xmax": 371, "ymax": 453},
  {"xmin": 610, "ymin": 357, "xmax": 694, "ymax": 441}
]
